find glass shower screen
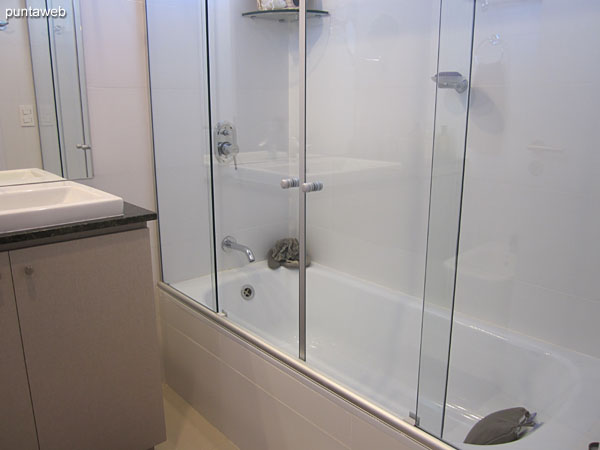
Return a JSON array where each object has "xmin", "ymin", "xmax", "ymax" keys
[
  {"xmin": 303, "ymin": 0, "xmax": 449, "ymax": 425},
  {"xmin": 204, "ymin": 0, "xmax": 301, "ymax": 356},
  {"xmin": 417, "ymin": 0, "xmax": 476, "ymax": 438}
]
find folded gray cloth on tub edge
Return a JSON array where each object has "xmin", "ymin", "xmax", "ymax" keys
[{"xmin": 268, "ymin": 238, "xmax": 311, "ymax": 269}]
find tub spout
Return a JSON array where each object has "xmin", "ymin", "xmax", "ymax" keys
[{"xmin": 222, "ymin": 236, "xmax": 255, "ymax": 263}]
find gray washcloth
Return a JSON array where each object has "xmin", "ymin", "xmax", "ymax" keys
[
  {"xmin": 464, "ymin": 407, "xmax": 539, "ymax": 445},
  {"xmin": 268, "ymin": 238, "xmax": 310, "ymax": 269}
]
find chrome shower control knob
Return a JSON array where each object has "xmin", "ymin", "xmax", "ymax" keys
[
  {"xmin": 24, "ymin": 265, "xmax": 34, "ymax": 276},
  {"xmin": 301, "ymin": 181, "xmax": 324, "ymax": 193},
  {"xmin": 281, "ymin": 178, "xmax": 300, "ymax": 189},
  {"xmin": 218, "ymin": 142, "xmax": 238, "ymax": 156}
]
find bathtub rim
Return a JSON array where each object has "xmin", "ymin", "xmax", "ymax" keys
[{"xmin": 158, "ymin": 280, "xmax": 456, "ymax": 450}]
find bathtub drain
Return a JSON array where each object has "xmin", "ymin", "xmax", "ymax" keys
[{"xmin": 241, "ymin": 285, "xmax": 255, "ymax": 300}]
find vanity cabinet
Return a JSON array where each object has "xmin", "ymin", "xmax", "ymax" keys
[
  {"xmin": 0, "ymin": 252, "xmax": 39, "ymax": 450},
  {"xmin": 1, "ymin": 228, "xmax": 165, "ymax": 450}
]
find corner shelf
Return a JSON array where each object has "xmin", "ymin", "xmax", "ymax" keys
[{"xmin": 242, "ymin": 9, "xmax": 329, "ymax": 23}]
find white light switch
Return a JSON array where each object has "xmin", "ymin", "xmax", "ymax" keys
[{"xmin": 20, "ymin": 105, "xmax": 35, "ymax": 127}]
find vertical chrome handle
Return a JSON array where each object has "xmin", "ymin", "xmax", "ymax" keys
[
  {"xmin": 281, "ymin": 178, "xmax": 300, "ymax": 189},
  {"xmin": 301, "ymin": 181, "xmax": 324, "ymax": 193}
]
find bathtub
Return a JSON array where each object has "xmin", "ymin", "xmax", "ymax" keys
[{"xmin": 171, "ymin": 261, "xmax": 600, "ymax": 449}]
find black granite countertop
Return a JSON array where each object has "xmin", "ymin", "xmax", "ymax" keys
[{"xmin": 0, "ymin": 202, "xmax": 157, "ymax": 251}]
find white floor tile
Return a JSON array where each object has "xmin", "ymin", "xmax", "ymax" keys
[{"xmin": 157, "ymin": 385, "xmax": 239, "ymax": 450}]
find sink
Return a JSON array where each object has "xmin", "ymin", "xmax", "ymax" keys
[
  {"xmin": 0, "ymin": 168, "xmax": 64, "ymax": 186},
  {"xmin": 0, "ymin": 181, "xmax": 124, "ymax": 233}
]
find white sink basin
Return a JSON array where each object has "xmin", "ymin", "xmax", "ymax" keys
[
  {"xmin": 0, "ymin": 168, "xmax": 64, "ymax": 186},
  {"xmin": 0, "ymin": 181, "xmax": 124, "ymax": 233}
]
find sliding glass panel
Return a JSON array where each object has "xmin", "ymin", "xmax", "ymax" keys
[
  {"xmin": 147, "ymin": 0, "xmax": 216, "ymax": 310},
  {"xmin": 444, "ymin": 1, "xmax": 600, "ymax": 448},
  {"xmin": 205, "ymin": 0, "xmax": 300, "ymax": 355},
  {"xmin": 304, "ymin": 0, "xmax": 443, "ymax": 420},
  {"xmin": 416, "ymin": 0, "xmax": 475, "ymax": 438}
]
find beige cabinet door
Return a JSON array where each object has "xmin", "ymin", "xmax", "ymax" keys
[
  {"xmin": 11, "ymin": 229, "xmax": 165, "ymax": 450},
  {"xmin": 0, "ymin": 252, "xmax": 39, "ymax": 450}
]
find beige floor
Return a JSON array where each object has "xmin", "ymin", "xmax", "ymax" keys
[{"xmin": 156, "ymin": 385, "xmax": 239, "ymax": 450}]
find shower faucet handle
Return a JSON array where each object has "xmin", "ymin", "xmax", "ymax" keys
[{"xmin": 218, "ymin": 141, "xmax": 238, "ymax": 157}]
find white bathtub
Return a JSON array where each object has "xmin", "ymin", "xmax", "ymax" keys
[{"xmin": 172, "ymin": 262, "xmax": 600, "ymax": 449}]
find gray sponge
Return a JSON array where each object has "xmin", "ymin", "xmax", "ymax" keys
[
  {"xmin": 267, "ymin": 238, "xmax": 310, "ymax": 269},
  {"xmin": 464, "ymin": 407, "xmax": 539, "ymax": 445}
]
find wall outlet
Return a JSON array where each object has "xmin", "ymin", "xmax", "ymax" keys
[{"xmin": 19, "ymin": 105, "xmax": 36, "ymax": 127}]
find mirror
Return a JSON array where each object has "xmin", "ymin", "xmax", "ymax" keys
[{"xmin": 0, "ymin": 0, "xmax": 92, "ymax": 185}]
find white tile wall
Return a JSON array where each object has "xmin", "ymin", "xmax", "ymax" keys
[
  {"xmin": 303, "ymin": 0, "xmax": 441, "ymax": 298},
  {"xmin": 208, "ymin": 1, "xmax": 295, "ymax": 273},
  {"xmin": 78, "ymin": 0, "xmax": 159, "ymax": 281},
  {"xmin": 453, "ymin": 0, "xmax": 600, "ymax": 358},
  {"xmin": 149, "ymin": 0, "xmax": 296, "ymax": 282},
  {"xmin": 82, "ymin": 0, "xmax": 149, "ymax": 90},
  {"xmin": 79, "ymin": 0, "xmax": 154, "ymax": 208}
]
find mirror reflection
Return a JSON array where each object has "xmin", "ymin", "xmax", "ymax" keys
[{"xmin": 0, "ymin": 0, "xmax": 92, "ymax": 186}]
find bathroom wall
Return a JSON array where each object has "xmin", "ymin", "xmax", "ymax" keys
[
  {"xmin": 79, "ymin": 0, "xmax": 155, "ymax": 210},
  {"xmin": 453, "ymin": 0, "xmax": 600, "ymax": 357},
  {"xmin": 77, "ymin": 0, "xmax": 160, "ymax": 281},
  {"xmin": 302, "ymin": 0, "xmax": 441, "ymax": 298},
  {"xmin": 208, "ymin": 1, "xmax": 296, "ymax": 274},
  {"xmin": 149, "ymin": 0, "xmax": 447, "ymax": 300},
  {"xmin": 149, "ymin": 0, "xmax": 298, "ymax": 286},
  {"xmin": 0, "ymin": 0, "xmax": 43, "ymax": 170}
]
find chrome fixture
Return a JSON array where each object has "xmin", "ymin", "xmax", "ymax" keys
[
  {"xmin": 301, "ymin": 181, "xmax": 324, "ymax": 192},
  {"xmin": 214, "ymin": 121, "xmax": 239, "ymax": 169},
  {"xmin": 221, "ymin": 236, "xmax": 255, "ymax": 262},
  {"xmin": 431, "ymin": 71, "xmax": 469, "ymax": 93},
  {"xmin": 281, "ymin": 178, "xmax": 323, "ymax": 192},
  {"xmin": 281, "ymin": 177, "xmax": 300, "ymax": 189},
  {"xmin": 241, "ymin": 284, "xmax": 255, "ymax": 300}
]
